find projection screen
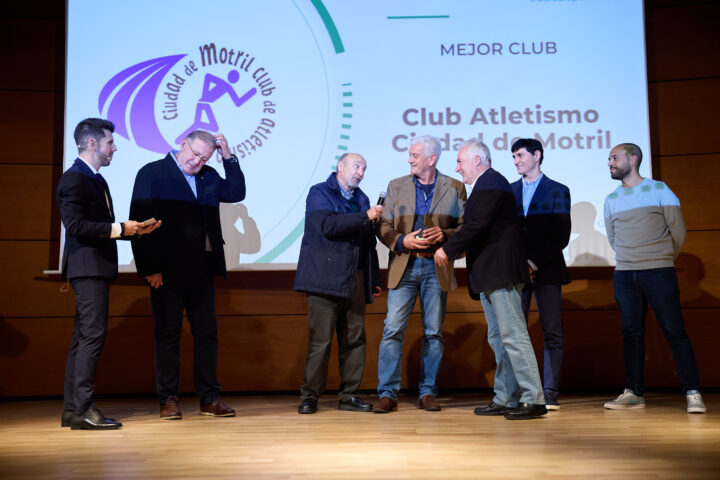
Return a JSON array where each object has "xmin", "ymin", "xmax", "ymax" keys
[{"xmin": 63, "ymin": 0, "xmax": 650, "ymax": 271}]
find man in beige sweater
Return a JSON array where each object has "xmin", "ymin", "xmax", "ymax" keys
[{"xmin": 603, "ymin": 143, "xmax": 705, "ymax": 414}]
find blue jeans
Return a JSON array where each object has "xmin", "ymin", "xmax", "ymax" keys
[
  {"xmin": 613, "ymin": 268, "xmax": 700, "ymax": 395},
  {"xmin": 377, "ymin": 257, "xmax": 447, "ymax": 399},
  {"xmin": 481, "ymin": 283, "xmax": 544, "ymax": 406}
]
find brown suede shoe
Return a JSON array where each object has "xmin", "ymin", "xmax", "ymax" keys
[
  {"xmin": 373, "ymin": 397, "xmax": 398, "ymax": 413},
  {"xmin": 200, "ymin": 399, "xmax": 236, "ymax": 417},
  {"xmin": 160, "ymin": 396, "xmax": 182, "ymax": 420},
  {"xmin": 419, "ymin": 395, "xmax": 441, "ymax": 411}
]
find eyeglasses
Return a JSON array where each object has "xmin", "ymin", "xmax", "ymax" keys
[{"xmin": 185, "ymin": 140, "xmax": 210, "ymax": 163}]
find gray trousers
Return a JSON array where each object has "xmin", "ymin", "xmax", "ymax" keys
[{"xmin": 300, "ymin": 270, "xmax": 366, "ymax": 402}]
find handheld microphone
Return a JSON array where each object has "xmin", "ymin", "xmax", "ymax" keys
[{"xmin": 372, "ymin": 191, "xmax": 386, "ymax": 226}]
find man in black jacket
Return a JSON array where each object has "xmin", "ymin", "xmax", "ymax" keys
[
  {"xmin": 57, "ymin": 117, "xmax": 160, "ymax": 430},
  {"xmin": 293, "ymin": 153, "xmax": 382, "ymax": 414},
  {"xmin": 510, "ymin": 138, "xmax": 571, "ymax": 410},
  {"xmin": 130, "ymin": 130, "xmax": 245, "ymax": 420},
  {"xmin": 435, "ymin": 138, "xmax": 546, "ymax": 420}
]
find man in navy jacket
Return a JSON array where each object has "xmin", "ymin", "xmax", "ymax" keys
[
  {"xmin": 510, "ymin": 138, "xmax": 571, "ymax": 410},
  {"xmin": 294, "ymin": 153, "xmax": 382, "ymax": 414},
  {"xmin": 57, "ymin": 118, "xmax": 160, "ymax": 430}
]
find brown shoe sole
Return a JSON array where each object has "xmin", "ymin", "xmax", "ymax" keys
[
  {"xmin": 160, "ymin": 414, "xmax": 182, "ymax": 420},
  {"xmin": 419, "ymin": 404, "xmax": 441, "ymax": 412},
  {"xmin": 373, "ymin": 405, "xmax": 398, "ymax": 413}
]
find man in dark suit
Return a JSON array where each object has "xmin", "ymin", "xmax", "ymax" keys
[
  {"xmin": 57, "ymin": 118, "xmax": 160, "ymax": 430},
  {"xmin": 510, "ymin": 138, "xmax": 571, "ymax": 410},
  {"xmin": 435, "ymin": 138, "xmax": 546, "ymax": 420},
  {"xmin": 130, "ymin": 130, "xmax": 245, "ymax": 420}
]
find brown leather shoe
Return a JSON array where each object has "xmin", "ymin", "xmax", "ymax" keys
[
  {"xmin": 373, "ymin": 396, "xmax": 398, "ymax": 413},
  {"xmin": 160, "ymin": 396, "xmax": 182, "ymax": 420},
  {"xmin": 200, "ymin": 399, "xmax": 236, "ymax": 417},
  {"xmin": 419, "ymin": 395, "xmax": 441, "ymax": 411}
]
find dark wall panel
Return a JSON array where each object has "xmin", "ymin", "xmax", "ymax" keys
[
  {"xmin": 0, "ymin": 91, "xmax": 62, "ymax": 165},
  {"xmin": 658, "ymin": 154, "xmax": 720, "ymax": 230},
  {"xmin": 649, "ymin": 78, "xmax": 720, "ymax": 156},
  {"xmin": 645, "ymin": 2, "xmax": 720, "ymax": 82}
]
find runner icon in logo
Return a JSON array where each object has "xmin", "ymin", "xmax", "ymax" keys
[{"xmin": 175, "ymin": 69, "xmax": 257, "ymax": 143}]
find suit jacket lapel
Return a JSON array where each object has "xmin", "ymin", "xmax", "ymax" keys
[
  {"xmin": 96, "ymin": 172, "xmax": 115, "ymax": 221},
  {"xmin": 165, "ymin": 154, "xmax": 198, "ymax": 201},
  {"xmin": 76, "ymin": 158, "xmax": 115, "ymax": 220},
  {"xmin": 530, "ymin": 174, "xmax": 551, "ymax": 210},
  {"xmin": 399, "ymin": 175, "xmax": 416, "ymax": 216},
  {"xmin": 195, "ymin": 170, "xmax": 205, "ymax": 201},
  {"xmin": 511, "ymin": 179, "xmax": 523, "ymax": 216},
  {"xmin": 429, "ymin": 171, "xmax": 448, "ymax": 214},
  {"xmin": 105, "ymin": 184, "xmax": 115, "ymax": 221}
]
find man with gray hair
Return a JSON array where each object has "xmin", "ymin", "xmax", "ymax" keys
[
  {"xmin": 374, "ymin": 135, "xmax": 466, "ymax": 413},
  {"xmin": 435, "ymin": 138, "xmax": 546, "ymax": 420},
  {"xmin": 131, "ymin": 130, "xmax": 245, "ymax": 420}
]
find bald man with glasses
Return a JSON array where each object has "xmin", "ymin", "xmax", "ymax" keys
[{"xmin": 130, "ymin": 129, "xmax": 246, "ymax": 420}]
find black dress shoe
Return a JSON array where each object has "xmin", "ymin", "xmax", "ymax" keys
[
  {"xmin": 474, "ymin": 402, "xmax": 513, "ymax": 416},
  {"xmin": 504, "ymin": 403, "xmax": 548, "ymax": 420},
  {"xmin": 338, "ymin": 396, "xmax": 373, "ymax": 412},
  {"xmin": 298, "ymin": 398, "xmax": 318, "ymax": 414},
  {"xmin": 70, "ymin": 405, "xmax": 123, "ymax": 430},
  {"xmin": 61, "ymin": 410, "xmax": 74, "ymax": 427},
  {"xmin": 63, "ymin": 409, "xmax": 116, "ymax": 427}
]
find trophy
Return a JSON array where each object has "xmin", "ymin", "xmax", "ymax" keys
[{"xmin": 416, "ymin": 213, "xmax": 434, "ymax": 239}]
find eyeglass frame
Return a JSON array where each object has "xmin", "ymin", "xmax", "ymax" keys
[{"xmin": 184, "ymin": 138, "xmax": 211, "ymax": 163}]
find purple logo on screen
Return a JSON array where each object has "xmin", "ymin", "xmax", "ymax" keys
[{"xmin": 98, "ymin": 44, "xmax": 277, "ymax": 158}]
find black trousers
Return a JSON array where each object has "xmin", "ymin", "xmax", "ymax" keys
[
  {"xmin": 150, "ymin": 276, "xmax": 221, "ymax": 405},
  {"xmin": 300, "ymin": 270, "xmax": 367, "ymax": 402},
  {"xmin": 64, "ymin": 277, "xmax": 110, "ymax": 414},
  {"xmin": 521, "ymin": 282, "xmax": 564, "ymax": 395}
]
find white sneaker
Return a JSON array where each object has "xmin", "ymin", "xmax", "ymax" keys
[
  {"xmin": 686, "ymin": 390, "xmax": 706, "ymax": 414},
  {"xmin": 604, "ymin": 389, "xmax": 645, "ymax": 409},
  {"xmin": 544, "ymin": 392, "xmax": 560, "ymax": 411}
]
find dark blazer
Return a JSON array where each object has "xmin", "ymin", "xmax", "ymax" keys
[
  {"xmin": 294, "ymin": 173, "xmax": 380, "ymax": 303},
  {"xmin": 57, "ymin": 158, "xmax": 118, "ymax": 280},
  {"xmin": 130, "ymin": 153, "xmax": 245, "ymax": 287},
  {"xmin": 443, "ymin": 168, "xmax": 530, "ymax": 298},
  {"xmin": 511, "ymin": 175, "xmax": 571, "ymax": 285}
]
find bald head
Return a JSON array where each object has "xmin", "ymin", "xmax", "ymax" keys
[{"xmin": 336, "ymin": 153, "xmax": 367, "ymax": 191}]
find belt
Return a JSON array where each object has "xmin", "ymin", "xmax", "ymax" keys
[{"xmin": 409, "ymin": 251, "xmax": 434, "ymax": 258}]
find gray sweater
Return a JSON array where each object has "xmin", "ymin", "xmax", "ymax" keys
[{"xmin": 604, "ymin": 178, "xmax": 686, "ymax": 271}]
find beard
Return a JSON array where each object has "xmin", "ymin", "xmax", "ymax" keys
[{"xmin": 611, "ymin": 165, "xmax": 630, "ymax": 180}]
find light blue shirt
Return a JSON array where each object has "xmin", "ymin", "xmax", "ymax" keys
[
  {"xmin": 171, "ymin": 151, "xmax": 197, "ymax": 198},
  {"xmin": 338, "ymin": 181, "xmax": 355, "ymax": 200},
  {"xmin": 522, "ymin": 173, "xmax": 544, "ymax": 216}
]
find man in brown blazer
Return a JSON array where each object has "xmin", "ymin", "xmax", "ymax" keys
[{"xmin": 373, "ymin": 135, "xmax": 466, "ymax": 413}]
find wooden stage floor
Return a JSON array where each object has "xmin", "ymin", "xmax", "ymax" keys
[{"xmin": 1, "ymin": 393, "xmax": 718, "ymax": 479}]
